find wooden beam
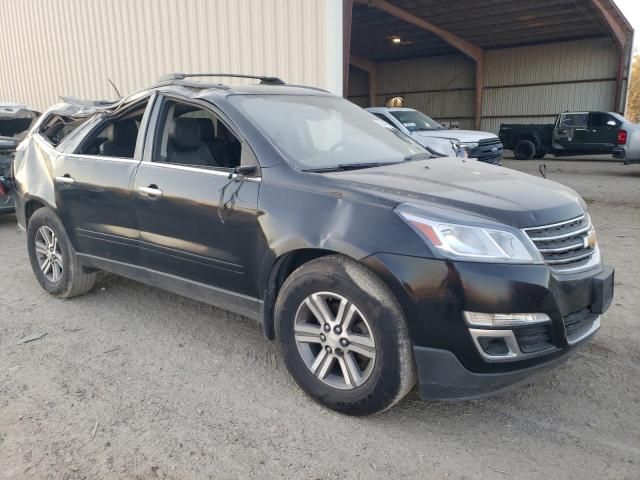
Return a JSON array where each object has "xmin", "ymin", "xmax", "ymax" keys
[
  {"xmin": 353, "ymin": 0, "xmax": 483, "ymax": 62},
  {"xmin": 475, "ymin": 53, "xmax": 484, "ymax": 130},
  {"xmin": 591, "ymin": 0, "xmax": 631, "ymax": 113},
  {"xmin": 343, "ymin": 0, "xmax": 354, "ymax": 97},
  {"xmin": 613, "ymin": 44, "xmax": 626, "ymax": 113},
  {"xmin": 349, "ymin": 54, "xmax": 377, "ymax": 107},
  {"xmin": 591, "ymin": 0, "xmax": 628, "ymax": 48}
]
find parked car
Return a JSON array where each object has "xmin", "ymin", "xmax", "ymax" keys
[
  {"xmin": 0, "ymin": 102, "xmax": 39, "ymax": 214},
  {"xmin": 366, "ymin": 107, "xmax": 504, "ymax": 164},
  {"xmin": 500, "ymin": 111, "xmax": 640, "ymax": 161},
  {"xmin": 369, "ymin": 111, "xmax": 463, "ymax": 158},
  {"xmin": 13, "ymin": 74, "xmax": 613, "ymax": 415}
]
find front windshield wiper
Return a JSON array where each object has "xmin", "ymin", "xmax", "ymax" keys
[
  {"xmin": 302, "ymin": 162, "xmax": 400, "ymax": 173},
  {"xmin": 403, "ymin": 152, "xmax": 441, "ymax": 161}
]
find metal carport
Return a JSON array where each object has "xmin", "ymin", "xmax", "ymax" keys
[{"xmin": 343, "ymin": 0, "xmax": 634, "ymax": 132}]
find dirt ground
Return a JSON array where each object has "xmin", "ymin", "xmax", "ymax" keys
[{"xmin": 1, "ymin": 159, "xmax": 639, "ymax": 480}]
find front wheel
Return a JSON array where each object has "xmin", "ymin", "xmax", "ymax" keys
[
  {"xmin": 27, "ymin": 207, "xmax": 96, "ymax": 298},
  {"xmin": 275, "ymin": 255, "xmax": 416, "ymax": 415}
]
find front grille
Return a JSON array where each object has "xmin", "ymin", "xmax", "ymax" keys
[
  {"xmin": 470, "ymin": 138, "xmax": 503, "ymax": 165},
  {"xmin": 514, "ymin": 323, "xmax": 554, "ymax": 353},
  {"xmin": 563, "ymin": 308, "xmax": 599, "ymax": 343},
  {"xmin": 524, "ymin": 215, "xmax": 596, "ymax": 270}
]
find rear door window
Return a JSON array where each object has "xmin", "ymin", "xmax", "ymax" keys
[
  {"xmin": 74, "ymin": 99, "xmax": 150, "ymax": 158},
  {"xmin": 152, "ymin": 97, "xmax": 242, "ymax": 170},
  {"xmin": 589, "ymin": 112, "xmax": 619, "ymax": 128}
]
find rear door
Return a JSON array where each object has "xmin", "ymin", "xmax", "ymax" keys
[
  {"xmin": 133, "ymin": 94, "xmax": 261, "ymax": 312},
  {"xmin": 53, "ymin": 96, "xmax": 154, "ymax": 266},
  {"xmin": 553, "ymin": 112, "xmax": 589, "ymax": 154},
  {"xmin": 587, "ymin": 112, "xmax": 620, "ymax": 153}
]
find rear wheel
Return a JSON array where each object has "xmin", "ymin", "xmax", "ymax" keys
[
  {"xmin": 275, "ymin": 255, "xmax": 416, "ymax": 415},
  {"xmin": 514, "ymin": 139, "xmax": 536, "ymax": 160},
  {"xmin": 27, "ymin": 207, "xmax": 96, "ymax": 298}
]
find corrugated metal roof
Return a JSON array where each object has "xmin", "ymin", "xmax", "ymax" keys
[{"xmin": 351, "ymin": 0, "xmax": 633, "ymax": 62}]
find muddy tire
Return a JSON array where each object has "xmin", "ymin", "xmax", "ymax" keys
[
  {"xmin": 27, "ymin": 207, "xmax": 96, "ymax": 298},
  {"xmin": 514, "ymin": 139, "xmax": 536, "ymax": 160},
  {"xmin": 275, "ymin": 254, "xmax": 416, "ymax": 416}
]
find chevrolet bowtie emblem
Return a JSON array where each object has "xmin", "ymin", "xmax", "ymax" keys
[{"xmin": 583, "ymin": 229, "xmax": 597, "ymax": 249}]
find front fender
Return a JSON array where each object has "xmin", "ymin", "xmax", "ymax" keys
[{"xmin": 13, "ymin": 134, "xmax": 59, "ymax": 226}]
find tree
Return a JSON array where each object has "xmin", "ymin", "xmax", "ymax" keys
[{"xmin": 628, "ymin": 54, "xmax": 640, "ymax": 123}]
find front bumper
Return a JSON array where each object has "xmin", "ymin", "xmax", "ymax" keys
[{"xmin": 363, "ymin": 253, "xmax": 614, "ymax": 400}]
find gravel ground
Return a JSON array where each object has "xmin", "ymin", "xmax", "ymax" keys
[{"xmin": 1, "ymin": 159, "xmax": 639, "ymax": 479}]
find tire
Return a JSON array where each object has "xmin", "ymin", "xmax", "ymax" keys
[
  {"xmin": 275, "ymin": 254, "xmax": 416, "ymax": 415},
  {"xmin": 27, "ymin": 207, "xmax": 96, "ymax": 298},
  {"xmin": 514, "ymin": 139, "xmax": 536, "ymax": 160}
]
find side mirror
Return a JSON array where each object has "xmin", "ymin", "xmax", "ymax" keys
[
  {"xmin": 606, "ymin": 120, "xmax": 617, "ymax": 127},
  {"xmin": 228, "ymin": 164, "xmax": 257, "ymax": 180}
]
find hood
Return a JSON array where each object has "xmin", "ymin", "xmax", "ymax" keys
[
  {"xmin": 328, "ymin": 159, "xmax": 584, "ymax": 228},
  {"xmin": 414, "ymin": 129, "xmax": 497, "ymax": 143}
]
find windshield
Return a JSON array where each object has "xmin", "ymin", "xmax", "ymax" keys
[
  {"xmin": 390, "ymin": 110, "xmax": 442, "ymax": 132},
  {"xmin": 228, "ymin": 94, "xmax": 426, "ymax": 170}
]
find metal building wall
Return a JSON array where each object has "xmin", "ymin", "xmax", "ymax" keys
[
  {"xmin": 348, "ymin": 38, "xmax": 620, "ymax": 133},
  {"xmin": 0, "ymin": 0, "xmax": 341, "ymax": 112}
]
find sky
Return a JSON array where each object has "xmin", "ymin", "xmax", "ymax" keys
[{"xmin": 614, "ymin": 0, "xmax": 639, "ymax": 51}]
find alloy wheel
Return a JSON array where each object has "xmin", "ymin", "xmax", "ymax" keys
[
  {"xmin": 35, "ymin": 226, "xmax": 64, "ymax": 282},
  {"xmin": 294, "ymin": 292, "xmax": 376, "ymax": 390}
]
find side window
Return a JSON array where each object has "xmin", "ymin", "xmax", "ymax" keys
[
  {"xmin": 153, "ymin": 99, "xmax": 241, "ymax": 169},
  {"xmin": 372, "ymin": 113, "xmax": 398, "ymax": 129},
  {"xmin": 589, "ymin": 112, "xmax": 618, "ymax": 128},
  {"xmin": 75, "ymin": 99, "xmax": 150, "ymax": 158},
  {"xmin": 39, "ymin": 114, "xmax": 89, "ymax": 148},
  {"xmin": 559, "ymin": 113, "xmax": 587, "ymax": 128}
]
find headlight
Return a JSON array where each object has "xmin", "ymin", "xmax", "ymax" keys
[
  {"xmin": 395, "ymin": 205, "xmax": 537, "ymax": 263},
  {"xmin": 451, "ymin": 141, "xmax": 467, "ymax": 158},
  {"xmin": 460, "ymin": 142, "xmax": 478, "ymax": 150}
]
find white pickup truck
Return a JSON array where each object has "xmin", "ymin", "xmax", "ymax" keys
[{"xmin": 367, "ymin": 107, "xmax": 503, "ymax": 164}]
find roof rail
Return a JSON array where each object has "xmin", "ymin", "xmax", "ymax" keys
[{"xmin": 158, "ymin": 73, "xmax": 285, "ymax": 85}]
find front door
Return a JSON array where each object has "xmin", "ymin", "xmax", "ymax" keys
[
  {"xmin": 133, "ymin": 95, "xmax": 261, "ymax": 315},
  {"xmin": 54, "ymin": 97, "xmax": 154, "ymax": 266}
]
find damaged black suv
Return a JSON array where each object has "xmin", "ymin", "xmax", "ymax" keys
[{"xmin": 12, "ymin": 74, "xmax": 614, "ymax": 415}]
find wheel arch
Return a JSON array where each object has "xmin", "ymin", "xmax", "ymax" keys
[
  {"xmin": 515, "ymin": 134, "xmax": 541, "ymax": 149},
  {"xmin": 24, "ymin": 196, "xmax": 54, "ymax": 226},
  {"xmin": 260, "ymin": 248, "xmax": 357, "ymax": 340}
]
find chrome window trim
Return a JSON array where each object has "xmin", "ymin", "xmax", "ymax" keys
[
  {"xmin": 64, "ymin": 153, "xmax": 140, "ymax": 164},
  {"xmin": 142, "ymin": 161, "xmax": 262, "ymax": 182}
]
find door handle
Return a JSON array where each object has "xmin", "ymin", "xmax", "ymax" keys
[
  {"xmin": 55, "ymin": 175, "xmax": 75, "ymax": 184},
  {"xmin": 138, "ymin": 185, "xmax": 163, "ymax": 197}
]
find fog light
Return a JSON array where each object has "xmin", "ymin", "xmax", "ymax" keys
[{"xmin": 464, "ymin": 312, "xmax": 550, "ymax": 327}]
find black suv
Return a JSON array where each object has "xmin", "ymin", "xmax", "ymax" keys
[{"xmin": 13, "ymin": 74, "xmax": 614, "ymax": 415}]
